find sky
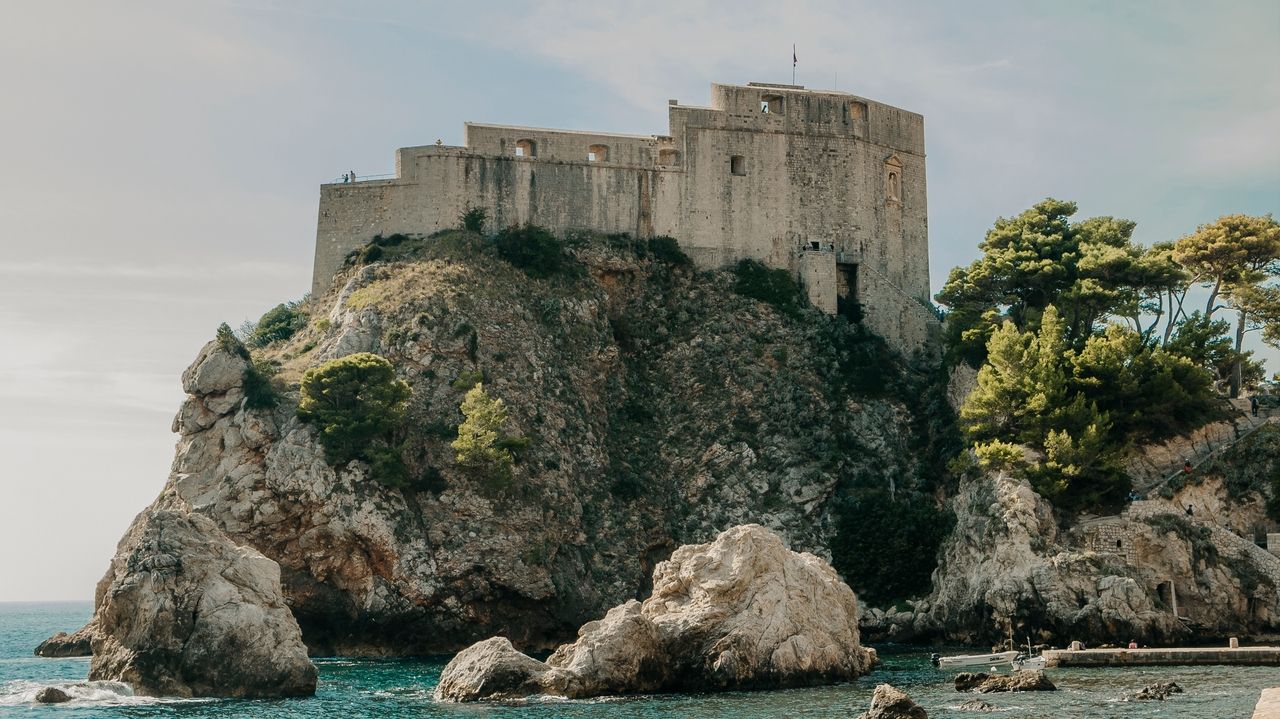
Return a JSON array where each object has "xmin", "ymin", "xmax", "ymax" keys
[{"xmin": 0, "ymin": 0, "xmax": 1277, "ymax": 602}]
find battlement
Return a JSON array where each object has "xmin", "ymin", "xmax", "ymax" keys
[{"xmin": 312, "ymin": 81, "xmax": 937, "ymax": 354}]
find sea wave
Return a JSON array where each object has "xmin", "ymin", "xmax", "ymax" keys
[{"xmin": 0, "ymin": 679, "xmax": 206, "ymax": 707}]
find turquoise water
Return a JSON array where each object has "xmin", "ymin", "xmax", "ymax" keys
[{"xmin": 2, "ymin": 602, "xmax": 1274, "ymax": 717}]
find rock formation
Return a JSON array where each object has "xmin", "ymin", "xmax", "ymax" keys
[
  {"xmin": 34, "ymin": 622, "xmax": 95, "ymax": 657},
  {"xmin": 34, "ymin": 687, "xmax": 71, "ymax": 703},
  {"xmin": 88, "ymin": 507, "xmax": 316, "ymax": 698},
  {"xmin": 857, "ymin": 683, "xmax": 928, "ymax": 719},
  {"xmin": 1134, "ymin": 681, "xmax": 1183, "ymax": 700},
  {"xmin": 954, "ymin": 671, "xmax": 1055, "ymax": 693},
  {"xmin": 957, "ymin": 698, "xmax": 996, "ymax": 711},
  {"xmin": 435, "ymin": 524, "xmax": 876, "ymax": 701},
  {"xmin": 920, "ymin": 453, "xmax": 1280, "ymax": 644}
]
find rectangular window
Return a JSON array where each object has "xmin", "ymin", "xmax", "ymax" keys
[{"xmin": 730, "ymin": 155, "xmax": 746, "ymax": 176}]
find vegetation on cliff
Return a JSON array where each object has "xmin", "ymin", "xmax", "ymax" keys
[{"xmin": 942, "ymin": 200, "xmax": 1278, "ymax": 514}]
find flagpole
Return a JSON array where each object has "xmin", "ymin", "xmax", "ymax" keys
[{"xmin": 792, "ymin": 44, "xmax": 796, "ymax": 85}]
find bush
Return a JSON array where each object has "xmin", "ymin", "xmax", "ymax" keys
[
  {"xmin": 830, "ymin": 489, "xmax": 954, "ymax": 605},
  {"xmin": 647, "ymin": 235, "xmax": 691, "ymax": 267},
  {"xmin": 458, "ymin": 206, "xmax": 488, "ymax": 234},
  {"xmin": 249, "ymin": 301, "xmax": 308, "ymax": 347},
  {"xmin": 731, "ymin": 259, "xmax": 805, "ymax": 316},
  {"xmin": 493, "ymin": 224, "xmax": 568, "ymax": 277},
  {"xmin": 450, "ymin": 369, "xmax": 484, "ymax": 392},
  {"xmin": 297, "ymin": 353, "xmax": 412, "ymax": 468},
  {"xmin": 216, "ymin": 322, "xmax": 250, "ymax": 360},
  {"xmin": 242, "ymin": 360, "xmax": 280, "ymax": 410},
  {"xmin": 452, "ymin": 383, "xmax": 515, "ymax": 480}
]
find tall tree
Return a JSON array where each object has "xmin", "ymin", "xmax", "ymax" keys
[{"xmin": 1174, "ymin": 214, "xmax": 1280, "ymax": 396}]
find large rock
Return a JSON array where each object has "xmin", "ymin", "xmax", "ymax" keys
[
  {"xmin": 435, "ymin": 524, "xmax": 876, "ymax": 700},
  {"xmin": 857, "ymin": 683, "xmax": 928, "ymax": 718},
  {"xmin": 89, "ymin": 507, "xmax": 317, "ymax": 698},
  {"xmin": 1134, "ymin": 681, "xmax": 1182, "ymax": 700},
  {"xmin": 954, "ymin": 671, "xmax": 1055, "ymax": 693},
  {"xmin": 430, "ymin": 637, "xmax": 550, "ymax": 701},
  {"xmin": 34, "ymin": 622, "xmax": 95, "ymax": 657},
  {"xmin": 34, "ymin": 687, "xmax": 72, "ymax": 703}
]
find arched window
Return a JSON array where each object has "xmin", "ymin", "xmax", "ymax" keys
[
  {"xmin": 884, "ymin": 155, "xmax": 903, "ymax": 202},
  {"xmin": 588, "ymin": 144, "xmax": 608, "ymax": 162},
  {"xmin": 761, "ymin": 93, "xmax": 784, "ymax": 114},
  {"xmin": 515, "ymin": 139, "xmax": 536, "ymax": 158}
]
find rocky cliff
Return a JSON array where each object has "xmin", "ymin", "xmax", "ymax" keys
[
  {"xmin": 61, "ymin": 231, "xmax": 1280, "ymax": 669},
  {"xmin": 83, "ymin": 234, "xmax": 946, "ymax": 657}
]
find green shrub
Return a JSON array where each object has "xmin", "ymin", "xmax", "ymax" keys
[
  {"xmin": 731, "ymin": 259, "xmax": 805, "ymax": 316},
  {"xmin": 450, "ymin": 369, "xmax": 484, "ymax": 392},
  {"xmin": 216, "ymin": 322, "xmax": 250, "ymax": 360},
  {"xmin": 297, "ymin": 353, "xmax": 412, "ymax": 468},
  {"xmin": 242, "ymin": 360, "xmax": 280, "ymax": 410},
  {"xmin": 830, "ymin": 489, "xmax": 954, "ymax": 605},
  {"xmin": 647, "ymin": 235, "xmax": 691, "ymax": 267},
  {"xmin": 452, "ymin": 383, "xmax": 516, "ymax": 482},
  {"xmin": 249, "ymin": 301, "xmax": 308, "ymax": 347},
  {"xmin": 458, "ymin": 206, "xmax": 488, "ymax": 234},
  {"xmin": 493, "ymin": 224, "xmax": 568, "ymax": 277}
]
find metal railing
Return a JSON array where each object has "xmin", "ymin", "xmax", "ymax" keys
[{"xmin": 327, "ymin": 172, "xmax": 397, "ymax": 184}]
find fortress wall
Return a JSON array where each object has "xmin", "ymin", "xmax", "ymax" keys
[
  {"xmin": 464, "ymin": 124, "xmax": 657, "ymax": 166},
  {"xmin": 313, "ymin": 148, "xmax": 661, "ymax": 296},
  {"xmin": 858, "ymin": 268, "xmax": 940, "ymax": 356}
]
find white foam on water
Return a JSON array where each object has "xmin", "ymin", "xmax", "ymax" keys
[{"xmin": 0, "ymin": 679, "xmax": 209, "ymax": 707}]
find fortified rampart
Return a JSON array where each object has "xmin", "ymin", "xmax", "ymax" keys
[{"xmin": 313, "ymin": 81, "xmax": 939, "ymax": 353}]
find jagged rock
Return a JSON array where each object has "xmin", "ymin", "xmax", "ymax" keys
[
  {"xmin": 34, "ymin": 687, "xmax": 71, "ymax": 703},
  {"xmin": 954, "ymin": 671, "xmax": 1056, "ymax": 693},
  {"xmin": 181, "ymin": 340, "xmax": 247, "ymax": 396},
  {"xmin": 857, "ymin": 683, "xmax": 928, "ymax": 718},
  {"xmin": 89, "ymin": 508, "xmax": 316, "ymax": 698},
  {"xmin": 435, "ymin": 524, "xmax": 876, "ymax": 701},
  {"xmin": 430, "ymin": 637, "xmax": 550, "ymax": 701},
  {"xmin": 34, "ymin": 622, "xmax": 95, "ymax": 657},
  {"xmin": 1135, "ymin": 681, "xmax": 1183, "ymax": 700},
  {"xmin": 957, "ymin": 698, "xmax": 995, "ymax": 711}
]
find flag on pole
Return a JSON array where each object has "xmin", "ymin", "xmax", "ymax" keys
[{"xmin": 793, "ymin": 44, "xmax": 797, "ymax": 67}]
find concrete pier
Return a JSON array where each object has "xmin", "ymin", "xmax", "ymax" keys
[
  {"xmin": 1044, "ymin": 646, "xmax": 1280, "ymax": 667},
  {"xmin": 1255, "ymin": 688, "xmax": 1280, "ymax": 719}
]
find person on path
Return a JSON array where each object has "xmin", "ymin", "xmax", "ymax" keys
[
  {"xmin": 1183, "ymin": 459, "xmax": 1192, "ymax": 474},
  {"xmin": 1252, "ymin": 396, "xmax": 1259, "ymax": 416},
  {"xmin": 350, "ymin": 169, "xmax": 356, "ymax": 182},
  {"xmin": 1185, "ymin": 504, "xmax": 1194, "ymax": 516},
  {"xmin": 1128, "ymin": 639, "xmax": 1138, "ymax": 649}
]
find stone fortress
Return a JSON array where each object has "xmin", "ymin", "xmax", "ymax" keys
[{"xmin": 312, "ymin": 81, "xmax": 940, "ymax": 353}]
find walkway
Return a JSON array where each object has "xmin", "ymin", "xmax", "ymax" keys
[{"xmin": 1255, "ymin": 687, "xmax": 1280, "ymax": 719}]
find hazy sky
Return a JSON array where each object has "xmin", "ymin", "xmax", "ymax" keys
[{"xmin": 1, "ymin": 0, "xmax": 1277, "ymax": 601}]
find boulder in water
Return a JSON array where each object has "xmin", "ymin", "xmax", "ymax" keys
[
  {"xmin": 857, "ymin": 683, "xmax": 928, "ymax": 718},
  {"xmin": 89, "ymin": 508, "xmax": 317, "ymax": 698},
  {"xmin": 955, "ymin": 670, "xmax": 1055, "ymax": 693},
  {"xmin": 1134, "ymin": 681, "xmax": 1183, "ymax": 700},
  {"xmin": 34, "ymin": 687, "xmax": 71, "ymax": 703},
  {"xmin": 34, "ymin": 623, "xmax": 95, "ymax": 657},
  {"xmin": 436, "ymin": 524, "xmax": 876, "ymax": 700},
  {"xmin": 957, "ymin": 698, "xmax": 996, "ymax": 711}
]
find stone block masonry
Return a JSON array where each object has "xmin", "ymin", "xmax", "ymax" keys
[{"xmin": 313, "ymin": 81, "xmax": 939, "ymax": 355}]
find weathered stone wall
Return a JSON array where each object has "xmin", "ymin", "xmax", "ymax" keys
[{"xmin": 313, "ymin": 81, "xmax": 937, "ymax": 353}]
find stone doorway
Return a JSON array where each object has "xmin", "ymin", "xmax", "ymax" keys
[{"xmin": 837, "ymin": 263, "xmax": 860, "ymax": 321}]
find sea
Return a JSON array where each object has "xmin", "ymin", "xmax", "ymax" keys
[{"xmin": 1, "ymin": 601, "xmax": 1275, "ymax": 718}]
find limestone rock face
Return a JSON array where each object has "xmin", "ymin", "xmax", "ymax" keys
[
  {"xmin": 88, "ymin": 508, "xmax": 316, "ymax": 698},
  {"xmin": 857, "ymin": 683, "xmax": 928, "ymax": 719},
  {"xmin": 436, "ymin": 524, "xmax": 875, "ymax": 701},
  {"xmin": 923, "ymin": 461, "xmax": 1280, "ymax": 645},
  {"xmin": 34, "ymin": 622, "xmax": 95, "ymax": 657},
  {"xmin": 954, "ymin": 671, "xmax": 1055, "ymax": 693}
]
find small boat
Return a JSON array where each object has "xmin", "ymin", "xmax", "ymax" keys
[
  {"xmin": 930, "ymin": 650, "xmax": 1019, "ymax": 668},
  {"xmin": 1013, "ymin": 654, "xmax": 1046, "ymax": 670}
]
